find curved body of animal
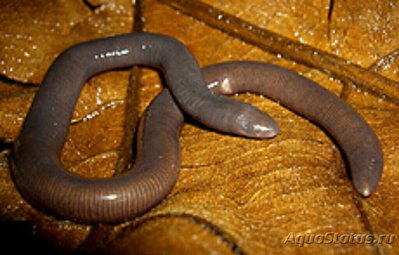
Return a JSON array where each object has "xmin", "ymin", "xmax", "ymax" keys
[{"xmin": 12, "ymin": 33, "xmax": 383, "ymax": 223}]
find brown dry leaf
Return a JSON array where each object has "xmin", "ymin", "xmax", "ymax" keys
[{"xmin": 0, "ymin": 0, "xmax": 398, "ymax": 254}]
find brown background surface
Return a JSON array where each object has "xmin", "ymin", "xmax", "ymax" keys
[{"xmin": 0, "ymin": 0, "xmax": 398, "ymax": 254}]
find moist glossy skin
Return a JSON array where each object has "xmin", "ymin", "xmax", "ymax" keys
[
  {"xmin": 203, "ymin": 62, "xmax": 383, "ymax": 197},
  {"xmin": 12, "ymin": 33, "xmax": 277, "ymax": 224},
  {"xmin": 12, "ymin": 33, "xmax": 383, "ymax": 224}
]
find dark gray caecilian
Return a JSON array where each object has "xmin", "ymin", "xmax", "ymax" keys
[{"xmin": 12, "ymin": 33, "xmax": 382, "ymax": 224}]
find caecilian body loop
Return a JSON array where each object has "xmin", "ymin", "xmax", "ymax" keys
[{"xmin": 12, "ymin": 33, "xmax": 383, "ymax": 224}]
